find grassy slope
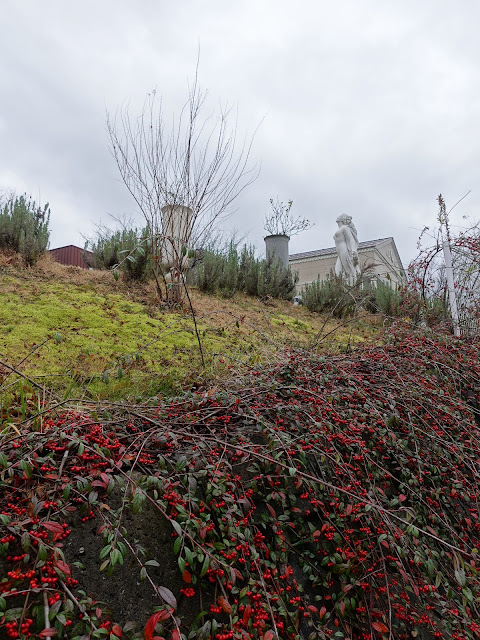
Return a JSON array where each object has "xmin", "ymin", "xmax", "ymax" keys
[{"xmin": 0, "ymin": 254, "xmax": 379, "ymax": 408}]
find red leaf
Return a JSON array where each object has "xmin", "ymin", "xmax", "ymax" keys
[
  {"xmin": 39, "ymin": 629, "xmax": 58, "ymax": 638},
  {"xmin": 319, "ymin": 606, "xmax": 327, "ymax": 619},
  {"xmin": 182, "ymin": 569, "xmax": 192, "ymax": 583},
  {"xmin": 145, "ymin": 610, "xmax": 173, "ymax": 640},
  {"xmin": 345, "ymin": 503, "xmax": 353, "ymax": 516},
  {"xmin": 41, "ymin": 521, "xmax": 64, "ymax": 535},
  {"xmin": 340, "ymin": 600, "xmax": 345, "ymax": 616},
  {"xmin": 242, "ymin": 604, "xmax": 252, "ymax": 625},
  {"xmin": 55, "ymin": 559, "xmax": 71, "ymax": 576},
  {"xmin": 171, "ymin": 631, "xmax": 181, "ymax": 640},
  {"xmin": 111, "ymin": 624, "xmax": 123, "ymax": 638},
  {"xmin": 263, "ymin": 631, "xmax": 274, "ymax": 640},
  {"xmin": 148, "ymin": 608, "xmax": 173, "ymax": 628},
  {"xmin": 145, "ymin": 612, "xmax": 163, "ymax": 640},
  {"xmin": 312, "ymin": 530, "xmax": 321, "ymax": 538},
  {"xmin": 398, "ymin": 494, "xmax": 407, "ymax": 503},
  {"xmin": 372, "ymin": 621, "xmax": 389, "ymax": 633},
  {"xmin": 218, "ymin": 596, "xmax": 232, "ymax": 614},
  {"xmin": 266, "ymin": 503, "xmax": 276, "ymax": 519}
]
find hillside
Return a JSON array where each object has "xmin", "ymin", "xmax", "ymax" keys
[
  {"xmin": 2, "ymin": 257, "xmax": 480, "ymax": 640},
  {"xmin": 0, "ymin": 254, "xmax": 377, "ymax": 408}
]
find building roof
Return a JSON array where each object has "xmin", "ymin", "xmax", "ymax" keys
[
  {"xmin": 289, "ymin": 237, "xmax": 393, "ymax": 262},
  {"xmin": 49, "ymin": 244, "xmax": 89, "ymax": 252}
]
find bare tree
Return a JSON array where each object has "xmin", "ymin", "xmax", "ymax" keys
[{"xmin": 107, "ymin": 68, "xmax": 259, "ymax": 303}]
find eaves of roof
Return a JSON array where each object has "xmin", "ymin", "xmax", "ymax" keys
[{"xmin": 289, "ymin": 237, "xmax": 394, "ymax": 262}]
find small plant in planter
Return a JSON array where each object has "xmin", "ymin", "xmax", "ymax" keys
[{"xmin": 264, "ymin": 198, "xmax": 313, "ymax": 238}]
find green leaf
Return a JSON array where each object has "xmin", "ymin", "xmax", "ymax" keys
[
  {"xmin": 173, "ymin": 537, "xmax": 182, "ymax": 555},
  {"xmin": 200, "ymin": 555, "xmax": 210, "ymax": 577},
  {"xmin": 171, "ymin": 520, "xmax": 182, "ymax": 537},
  {"xmin": 113, "ymin": 268, "xmax": 119, "ymax": 281},
  {"xmin": 110, "ymin": 548, "xmax": 122, "ymax": 568},
  {"xmin": 463, "ymin": 586, "xmax": 474, "ymax": 602},
  {"xmin": 455, "ymin": 568, "xmax": 466, "ymax": 587},
  {"xmin": 37, "ymin": 542, "xmax": 47, "ymax": 562},
  {"xmin": 20, "ymin": 460, "xmax": 32, "ymax": 478},
  {"xmin": 21, "ymin": 531, "xmax": 30, "ymax": 552},
  {"xmin": 132, "ymin": 487, "xmax": 145, "ymax": 514},
  {"xmin": 56, "ymin": 613, "xmax": 67, "ymax": 625},
  {"xmin": 49, "ymin": 599, "xmax": 63, "ymax": 619},
  {"xmin": 184, "ymin": 547, "xmax": 194, "ymax": 566},
  {"xmin": 178, "ymin": 556, "xmax": 186, "ymax": 574},
  {"xmin": 288, "ymin": 467, "xmax": 297, "ymax": 477},
  {"xmin": 99, "ymin": 545, "xmax": 112, "ymax": 560}
]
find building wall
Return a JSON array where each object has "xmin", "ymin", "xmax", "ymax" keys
[
  {"xmin": 49, "ymin": 245, "xmax": 93, "ymax": 269},
  {"xmin": 290, "ymin": 239, "xmax": 405, "ymax": 291},
  {"xmin": 370, "ymin": 242, "xmax": 405, "ymax": 285}
]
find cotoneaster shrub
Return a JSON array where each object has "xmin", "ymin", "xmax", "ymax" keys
[{"xmin": 1, "ymin": 324, "xmax": 480, "ymax": 639}]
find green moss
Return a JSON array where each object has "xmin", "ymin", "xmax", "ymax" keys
[
  {"xmin": 270, "ymin": 313, "xmax": 310, "ymax": 332},
  {"xmin": 0, "ymin": 271, "xmax": 378, "ymax": 407},
  {"xmin": 0, "ymin": 279, "xmax": 208, "ymax": 400}
]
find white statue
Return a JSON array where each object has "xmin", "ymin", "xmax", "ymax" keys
[{"xmin": 334, "ymin": 214, "xmax": 361, "ymax": 283}]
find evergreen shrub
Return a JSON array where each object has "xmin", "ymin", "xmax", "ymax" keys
[
  {"xmin": 84, "ymin": 226, "xmax": 152, "ymax": 281},
  {"xmin": 190, "ymin": 242, "xmax": 297, "ymax": 300},
  {"xmin": 303, "ymin": 273, "xmax": 404, "ymax": 318},
  {"xmin": 0, "ymin": 194, "xmax": 50, "ymax": 265}
]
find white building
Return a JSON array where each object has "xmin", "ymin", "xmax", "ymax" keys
[{"xmin": 289, "ymin": 237, "xmax": 405, "ymax": 290}]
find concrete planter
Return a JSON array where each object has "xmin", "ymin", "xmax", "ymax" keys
[{"xmin": 264, "ymin": 234, "xmax": 290, "ymax": 269}]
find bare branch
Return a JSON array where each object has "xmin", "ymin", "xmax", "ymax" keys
[
  {"xmin": 107, "ymin": 72, "xmax": 259, "ymax": 305},
  {"xmin": 263, "ymin": 197, "xmax": 313, "ymax": 237}
]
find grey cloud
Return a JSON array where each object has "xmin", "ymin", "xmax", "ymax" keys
[{"xmin": 1, "ymin": 0, "xmax": 480, "ymax": 266}]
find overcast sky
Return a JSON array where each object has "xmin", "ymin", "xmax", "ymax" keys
[{"xmin": 1, "ymin": 0, "xmax": 479, "ymax": 266}]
